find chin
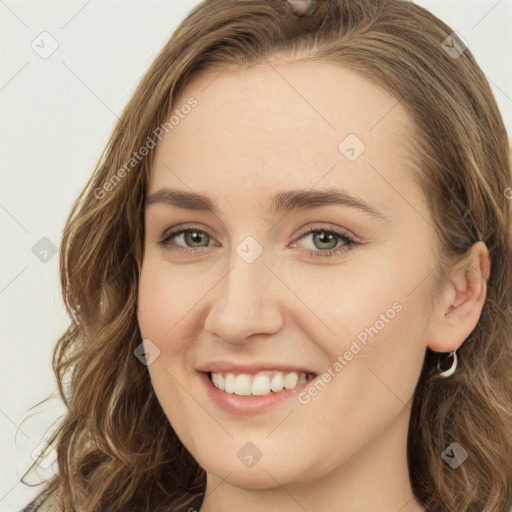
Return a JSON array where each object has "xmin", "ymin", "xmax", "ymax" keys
[{"xmin": 192, "ymin": 440, "xmax": 318, "ymax": 490}]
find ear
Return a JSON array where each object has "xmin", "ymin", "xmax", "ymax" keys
[{"xmin": 425, "ymin": 241, "xmax": 491, "ymax": 353}]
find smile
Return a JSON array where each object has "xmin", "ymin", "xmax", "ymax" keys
[{"xmin": 208, "ymin": 370, "xmax": 316, "ymax": 396}]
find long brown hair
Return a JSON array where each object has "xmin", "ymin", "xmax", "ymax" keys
[{"xmin": 22, "ymin": 0, "xmax": 512, "ymax": 510}]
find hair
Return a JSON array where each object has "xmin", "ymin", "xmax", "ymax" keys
[{"xmin": 21, "ymin": 0, "xmax": 512, "ymax": 510}]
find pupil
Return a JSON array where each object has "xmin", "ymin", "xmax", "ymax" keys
[
  {"xmin": 187, "ymin": 232, "xmax": 206, "ymax": 246},
  {"xmin": 315, "ymin": 232, "xmax": 336, "ymax": 249}
]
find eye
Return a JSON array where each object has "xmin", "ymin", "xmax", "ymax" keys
[
  {"xmin": 159, "ymin": 227, "xmax": 220, "ymax": 253},
  {"xmin": 291, "ymin": 227, "xmax": 360, "ymax": 258},
  {"xmin": 159, "ymin": 225, "xmax": 360, "ymax": 259}
]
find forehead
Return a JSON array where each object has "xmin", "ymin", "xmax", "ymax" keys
[{"xmin": 150, "ymin": 60, "xmax": 420, "ymax": 218}]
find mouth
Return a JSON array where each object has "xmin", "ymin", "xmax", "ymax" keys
[
  {"xmin": 207, "ymin": 370, "xmax": 316, "ymax": 397},
  {"xmin": 199, "ymin": 370, "xmax": 317, "ymax": 416},
  {"xmin": 197, "ymin": 362, "xmax": 319, "ymax": 414}
]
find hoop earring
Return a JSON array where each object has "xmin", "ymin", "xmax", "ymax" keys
[{"xmin": 437, "ymin": 350, "xmax": 458, "ymax": 378}]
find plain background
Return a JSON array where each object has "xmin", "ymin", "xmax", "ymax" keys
[{"xmin": 1, "ymin": 1, "xmax": 511, "ymax": 510}]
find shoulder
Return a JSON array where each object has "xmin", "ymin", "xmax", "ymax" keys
[{"xmin": 21, "ymin": 491, "xmax": 61, "ymax": 512}]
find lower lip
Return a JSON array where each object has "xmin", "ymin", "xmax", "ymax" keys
[{"xmin": 199, "ymin": 372, "xmax": 314, "ymax": 415}]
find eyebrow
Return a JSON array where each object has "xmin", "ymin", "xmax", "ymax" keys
[{"xmin": 145, "ymin": 187, "xmax": 387, "ymax": 220}]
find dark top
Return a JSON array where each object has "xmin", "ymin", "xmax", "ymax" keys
[{"xmin": 20, "ymin": 491, "xmax": 205, "ymax": 512}]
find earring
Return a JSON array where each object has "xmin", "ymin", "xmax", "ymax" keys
[{"xmin": 437, "ymin": 350, "xmax": 458, "ymax": 378}]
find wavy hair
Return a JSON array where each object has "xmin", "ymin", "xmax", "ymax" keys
[{"xmin": 22, "ymin": 0, "xmax": 512, "ymax": 510}]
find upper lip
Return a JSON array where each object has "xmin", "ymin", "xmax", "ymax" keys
[{"xmin": 196, "ymin": 361, "xmax": 317, "ymax": 375}]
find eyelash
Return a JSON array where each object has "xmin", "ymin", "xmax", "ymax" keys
[{"xmin": 159, "ymin": 226, "xmax": 359, "ymax": 259}]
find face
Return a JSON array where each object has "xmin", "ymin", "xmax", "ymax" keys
[{"xmin": 137, "ymin": 60, "xmax": 439, "ymax": 489}]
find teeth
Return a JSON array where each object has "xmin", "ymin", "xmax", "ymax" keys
[
  {"xmin": 252, "ymin": 374, "xmax": 271, "ymax": 396},
  {"xmin": 234, "ymin": 374, "xmax": 252, "ymax": 396},
  {"xmin": 210, "ymin": 371, "xmax": 314, "ymax": 396},
  {"xmin": 270, "ymin": 372, "xmax": 284, "ymax": 392},
  {"xmin": 283, "ymin": 372, "xmax": 299, "ymax": 389},
  {"xmin": 224, "ymin": 373, "xmax": 235, "ymax": 393},
  {"xmin": 217, "ymin": 372, "xmax": 225, "ymax": 390}
]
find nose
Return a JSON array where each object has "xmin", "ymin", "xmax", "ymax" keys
[{"xmin": 203, "ymin": 247, "xmax": 285, "ymax": 345}]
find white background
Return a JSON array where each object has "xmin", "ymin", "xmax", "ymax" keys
[{"xmin": 1, "ymin": 1, "xmax": 511, "ymax": 510}]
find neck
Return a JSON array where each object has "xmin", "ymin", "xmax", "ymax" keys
[{"xmin": 200, "ymin": 405, "xmax": 425, "ymax": 512}]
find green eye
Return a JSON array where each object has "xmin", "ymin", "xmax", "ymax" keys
[
  {"xmin": 160, "ymin": 228, "xmax": 219, "ymax": 249},
  {"xmin": 160, "ymin": 226, "xmax": 358, "ymax": 259},
  {"xmin": 292, "ymin": 228, "xmax": 359, "ymax": 258}
]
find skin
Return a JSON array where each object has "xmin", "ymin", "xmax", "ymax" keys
[{"xmin": 137, "ymin": 59, "xmax": 490, "ymax": 512}]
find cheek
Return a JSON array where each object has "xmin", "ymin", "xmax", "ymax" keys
[
  {"xmin": 281, "ymin": 248, "xmax": 430, "ymax": 392},
  {"xmin": 277, "ymin": 254, "xmax": 423, "ymax": 345},
  {"xmin": 346, "ymin": 290, "xmax": 429, "ymax": 411},
  {"xmin": 137, "ymin": 260, "xmax": 203, "ymax": 434},
  {"xmin": 138, "ymin": 258, "xmax": 206, "ymax": 345}
]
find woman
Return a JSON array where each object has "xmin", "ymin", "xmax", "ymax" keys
[{"xmin": 21, "ymin": 0, "xmax": 512, "ymax": 510}]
